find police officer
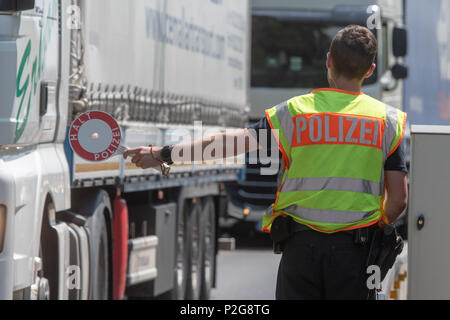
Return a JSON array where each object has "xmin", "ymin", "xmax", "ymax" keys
[{"xmin": 124, "ymin": 25, "xmax": 408, "ymax": 300}]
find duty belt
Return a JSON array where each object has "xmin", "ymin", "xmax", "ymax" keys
[
  {"xmin": 271, "ymin": 216, "xmax": 378, "ymax": 254},
  {"xmin": 291, "ymin": 219, "xmax": 377, "ymax": 246}
]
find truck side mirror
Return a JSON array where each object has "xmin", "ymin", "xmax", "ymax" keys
[
  {"xmin": 0, "ymin": 0, "xmax": 35, "ymax": 12},
  {"xmin": 391, "ymin": 63, "xmax": 408, "ymax": 80},
  {"xmin": 393, "ymin": 27, "xmax": 407, "ymax": 57}
]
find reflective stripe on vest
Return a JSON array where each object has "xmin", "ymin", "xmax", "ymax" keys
[
  {"xmin": 266, "ymin": 102, "xmax": 293, "ymax": 168},
  {"xmin": 263, "ymin": 89, "xmax": 407, "ymax": 233},
  {"xmin": 281, "ymin": 176, "xmax": 382, "ymax": 196}
]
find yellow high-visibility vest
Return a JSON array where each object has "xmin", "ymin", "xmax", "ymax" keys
[{"xmin": 262, "ymin": 88, "xmax": 407, "ymax": 233}]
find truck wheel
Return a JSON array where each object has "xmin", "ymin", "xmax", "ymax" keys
[
  {"xmin": 186, "ymin": 199, "xmax": 203, "ymax": 300},
  {"xmin": 200, "ymin": 197, "xmax": 216, "ymax": 300},
  {"xmin": 39, "ymin": 199, "xmax": 59, "ymax": 300},
  {"xmin": 84, "ymin": 204, "xmax": 110, "ymax": 300}
]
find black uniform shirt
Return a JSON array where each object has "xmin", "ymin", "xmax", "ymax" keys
[{"xmin": 248, "ymin": 117, "xmax": 408, "ymax": 173}]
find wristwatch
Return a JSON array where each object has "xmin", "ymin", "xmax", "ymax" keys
[{"xmin": 160, "ymin": 145, "xmax": 174, "ymax": 165}]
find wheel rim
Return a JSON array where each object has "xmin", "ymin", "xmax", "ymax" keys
[
  {"xmin": 37, "ymin": 245, "xmax": 50, "ymax": 300},
  {"xmin": 38, "ymin": 278, "xmax": 50, "ymax": 300}
]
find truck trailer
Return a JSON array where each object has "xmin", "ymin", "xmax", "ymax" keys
[{"xmin": 0, "ymin": 0, "xmax": 250, "ymax": 300}]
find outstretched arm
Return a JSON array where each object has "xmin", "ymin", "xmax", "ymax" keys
[{"xmin": 123, "ymin": 128, "xmax": 260, "ymax": 169}]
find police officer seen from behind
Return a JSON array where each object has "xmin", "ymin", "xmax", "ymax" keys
[{"xmin": 124, "ymin": 25, "xmax": 408, "ymax": 300}]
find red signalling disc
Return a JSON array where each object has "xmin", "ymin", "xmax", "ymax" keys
[{"xmin": 69, "ymin": 111, "xmax": 122, "ymax": 162}]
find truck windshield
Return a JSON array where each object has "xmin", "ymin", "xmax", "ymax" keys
[{"xmin": 251, "ymin": 13, "xmax": 377, "ymax": 88}]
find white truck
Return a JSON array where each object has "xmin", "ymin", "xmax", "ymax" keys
[
  {"xmin": 229, "ymin": 0, "xmax": 409, "ymax": 232},
  {"xmin": 0, "ymin": 0, "xmax": 250, "ymax": 300}
]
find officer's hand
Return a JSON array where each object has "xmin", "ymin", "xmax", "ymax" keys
[{"xmin": 123, "ymin": 146, "xmax": 163, "ymax": 169}]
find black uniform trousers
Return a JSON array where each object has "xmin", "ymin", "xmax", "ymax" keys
[{"xmin": 275, "ymin": 227, "xmax": 376, "ymax": 300}]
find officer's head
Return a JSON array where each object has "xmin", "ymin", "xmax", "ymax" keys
[{"xmin": 326, "ymin": 25, "xmax": 377, "ymax": 85}]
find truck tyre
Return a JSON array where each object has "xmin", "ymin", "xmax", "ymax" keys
[
  {"xmin": 40, "ymin": 199, "xmax": 60, "ymax": 300},
  {"xmin": 85, "ymin": 205, "xmax": 110, "ymax": 300},
  {"xmin": 71, "ymin": 189, "xmax": 112, "ymax": 300},
  {"xmin": 200, "ymin": 197, "xmax": 216, "ymax": 300},
  {"xmin": 186, "ymin": 199, "xmax": 203, "ymax": 300}
]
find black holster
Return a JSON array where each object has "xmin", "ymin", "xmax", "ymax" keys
[
  {"xmin": 366, "ymin": 224, "xmax": 404, "ymax": 283},
  {"xmin": 270, "ymin": 216, "xmax": 293, "ymax": 254}
]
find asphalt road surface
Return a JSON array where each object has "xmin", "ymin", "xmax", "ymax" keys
[{"xmin": 211, "ymin": 234, "xmax": 282, "ymax": 300}]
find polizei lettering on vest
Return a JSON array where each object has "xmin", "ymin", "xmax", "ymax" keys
[{"xmin": 292, "ymin": 113, "xmax": 384, "ymax": 148}]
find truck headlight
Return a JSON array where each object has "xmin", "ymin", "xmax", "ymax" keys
[{"xmin": 0, "ymin": 205, "xmax": 6, "ymax": 253}]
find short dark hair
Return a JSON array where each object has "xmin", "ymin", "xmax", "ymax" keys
[{"xmin": 330, "ymin": 25, "xmax": 377, "ymax": 80}]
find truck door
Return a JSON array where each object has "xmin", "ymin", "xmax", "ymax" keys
[{"xmin": 0, "ymin": 0, "xmax": 59, "ymax": 146}]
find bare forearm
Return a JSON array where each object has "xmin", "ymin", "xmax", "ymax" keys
[
  {"xmin": 384, "ymin": 198, "xmax": 406, "ymax": 223},
  {"xmin": 171, "ymin": 129, "xmax": 258, "ymax": 163},
  {"xmin": 124, "ymin": 129, "xmax": 260, "ymax": 170}
]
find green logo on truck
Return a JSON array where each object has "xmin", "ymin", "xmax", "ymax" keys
[{"xmin": 14, "ymin": 0, "xmax": 57, "ymax": 143}]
